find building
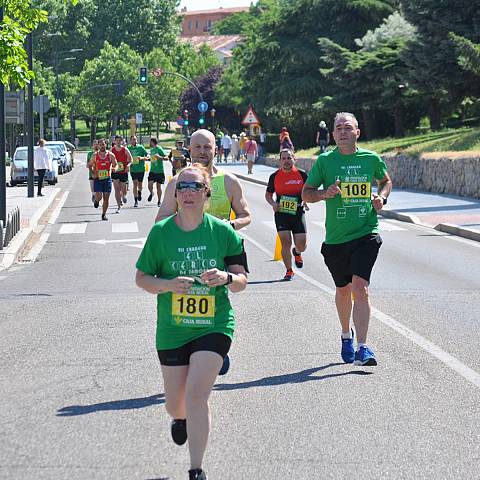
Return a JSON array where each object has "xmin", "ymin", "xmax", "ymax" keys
[{"xmin": 179, "ymin": 6, "xmax": 249, "ymax": 36}]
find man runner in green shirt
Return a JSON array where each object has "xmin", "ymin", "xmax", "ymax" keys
[
  {"xmin": 148, "ymin": 137, "xmax": 167, "ymax": 207},
  {"xmin": 302, "ymin": 112, "xmax": 392, "ymax": 366},
  {"xmin": 128, "ymin": 135, "xmax": 149, "ymax": 208}
]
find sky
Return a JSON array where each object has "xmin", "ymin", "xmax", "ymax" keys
[{"xmin": 178, "ymin": 0, "xmax": 253, "ymax": 11}]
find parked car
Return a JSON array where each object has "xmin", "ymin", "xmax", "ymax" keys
[
  {"xmin": 10, "ymin": 146, "xmax": 59, "ymax": 186},
  {"xmin": 46, "ymin": 141, "xmax": 74, "ymax": 173}
]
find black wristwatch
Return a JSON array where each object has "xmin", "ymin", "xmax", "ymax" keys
[
  {"xmin": 381, "ymin": 196, "xmax": 388, "ymax": 205},
  {"xmin": 226, "ymin": 273, "xmax": 233, "ymax": 285}
]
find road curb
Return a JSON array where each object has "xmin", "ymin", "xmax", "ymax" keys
[
  {"xmin": 0, "ymin": 188, "xmax": 61, "ymax": 271},
  {"xmin": 434, "ymin": 223, "xmax": 480, "ymax": 242},
  {"xmin": 235, "ymin": 173, "xmax": 480, "ymax": 243}
]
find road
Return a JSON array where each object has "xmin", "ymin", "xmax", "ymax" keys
[{"xmin": 1, "ymin": 154, "xmax": 479, "ymax": 480}]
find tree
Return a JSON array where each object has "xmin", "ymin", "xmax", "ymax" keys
[
  {"xmin": 402, "ymin": 0, "xmax": 480, "ymax": 129},
  {"xmin": 450, "ymin": 33, "xmax": 480, "ymax": 76},
  {"xmin": 0, "ymin": 0, "xmax": 48, "ymax": 86},
  {"xmin": 211, "ymin": 11, "xmax": 251, "ymax": 35}
]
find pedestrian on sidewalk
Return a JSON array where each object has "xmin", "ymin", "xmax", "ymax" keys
[
  {"xmin": 230, "ymin": 134, "xmax": 240, "ymax": 162},
  {"xmin": 136, "ymin": 163, "xmax": 248, "ymax": 480},
  {"xmin": 34, "ymin": 139, "xmax": 52, "ymax": 197},
  {"xmin": 221, "ymin": 132, "xmax": 232, "ymax": 163},
  {"xmin": 316, "ymin": 121, "xmax": 330, "ymax": 153},
  {"xmin": 245, "ymin": 134, "xmax": 258, "ymax": 175},
  {"xmin": 302, "ymin": 111, "xmax": 392, "ymax": 366}
]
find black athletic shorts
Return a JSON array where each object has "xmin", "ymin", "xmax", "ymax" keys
[
  {"xmin": 130, "ymin": 172, "xmax": 145, "ymax": 182},
  {"xmin": 321, "ymin": 233, "xmax": 382, "ymax": 287},
  {"xmin": 274, "ymin": 211, "xmax": 306, "ymax": 234},
  {"xmin": 157, "ymin": 333, "xmax": 231, "ymax": 366},
  {"xmin": 148, "ymin": 172, "xmax": 165, "ymax": 184},
  {"xmin": 112, "ymin": 172, "xmax": 128, "ymax": 183}
]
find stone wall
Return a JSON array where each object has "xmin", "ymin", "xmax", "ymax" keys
[{"xmin": 261, "ymin": 152, "xmax": 480, "ymax": 199}]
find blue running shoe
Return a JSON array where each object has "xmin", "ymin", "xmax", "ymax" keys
[
  {"xmin": 341, "ymin": 329, "xmax": 355, "ymax": 363},
  {"xmin": 354, "ymin": 346, "xmax": 377, "ymax": 366},
  {"xmin": 219, "ymin": 354, "xmax": 230, "ymax": 375}
]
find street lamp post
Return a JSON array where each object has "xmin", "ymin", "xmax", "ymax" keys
[{"xmin": 53, "ymin": 49, "xmax": 82, "ymax": 140}]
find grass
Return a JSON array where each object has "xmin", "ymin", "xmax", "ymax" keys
[{"xmin": 295, "ymin": 127, "xmax": 480, "ymax": 158}]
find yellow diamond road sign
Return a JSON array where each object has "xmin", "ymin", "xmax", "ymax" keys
[{"xmin": 241, "ymin": 107, "xmax": 260, "ymax": 125}]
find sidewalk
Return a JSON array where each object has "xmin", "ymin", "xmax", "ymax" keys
[
  {"xmin": 1, "ymin": 166, "xmax": 60, "ymax": 270},
  {"xmin": 220, "ymin": 161, "xmax": 480, "ymax": 242}
]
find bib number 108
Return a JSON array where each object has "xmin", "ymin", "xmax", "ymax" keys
[{"xmin": 341, "ymin": 182, "xmax": 370, "ymax": 198}]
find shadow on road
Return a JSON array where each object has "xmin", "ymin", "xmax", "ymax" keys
[
  {"xmin": 248, "ymin": 279, "xmax": 286, "ymax": 285},
  {"xmin": 214, "ymin": 363, "xmax": 372, "ymax": 391},
  {"xmin": 57, "ymin": 393, "xmax": 165, "ymax": 416}
]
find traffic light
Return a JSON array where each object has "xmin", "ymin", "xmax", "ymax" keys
[
  {"xmin": 183, "ymin": 109, "xmax": 189, "ymax": 126},
  {"xmin": 199, "ymin": 115, "xmax": 205, "ymax": 126},
  {"xmin": 139, "ymin": 67, "xmax": 148, "ymax": 85}
]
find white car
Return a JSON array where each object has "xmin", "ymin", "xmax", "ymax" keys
[{"xmin": 46, "ymin": 140, "xmax": 75, "ymax": 173}]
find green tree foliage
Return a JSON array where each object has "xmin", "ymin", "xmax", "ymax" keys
[
  {"xmin": 0, "ymin": 0, "xmax": 48, "ymax": 85},
  {"xmin": 450, "ymin": 33, "xmax": 480, "ymax": 76},
  {"xmin": 217, "ymin": 0, "xmax": 396, "ymax": 147},
  {"xmin": 211, "ymin": 11, "xmax": 251, "ymax": 35},
  {"xmin": 402, "ymin": 0, "xmax": 480, "ymax": 129}
]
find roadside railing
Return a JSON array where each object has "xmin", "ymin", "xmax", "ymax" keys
[{"xmin": 0, "ymin": 207, "xmax": 21, "ymax": 250}]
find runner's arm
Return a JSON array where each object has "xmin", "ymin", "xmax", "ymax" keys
[
  {"xmin": 154, "ymin": 177, "xmax": 178, "ymax": 222},
  {"xmin": 227, "ymin": 175, "xmax": 251, "ymax": 230},
  {"xmin": 199, "ymin": 265, "xmax": 247, "ymax": 293},
  {"xmin": 302, "ymin": 180, "xmax": 341, "ymax": 203},
  {"xmin": 372, "ymin": 173, "xmax": 392, "ymax": 211},
  {"xmin": 265, "ymin": 191, "xmax": 279, "ymax": 212},
  {"xmin": 125, "ymin": 148, "xmax": 133, "ymax": 172},
  {"xmin": 136, "ymin": 270, "xmax": 194, "ymax": 295},
  {"xmin": 108, "ymin": 151, "xmax": 117, "ymax": 169}
]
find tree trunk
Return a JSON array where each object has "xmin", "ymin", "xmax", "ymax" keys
[
  {"xmin": 90, "ymin": 117, "xmax": 97, "ymax": 142},
  {"xmin": 111, "ymin": 114, "xmax": 118, "ymax": 137},
  {"xmin": 428, "ymin": 98, "xmax": 442, "ymax": 131},
  {"xmin": 361, "ymin": 108, "xmax": 377, "ymax": 140}
]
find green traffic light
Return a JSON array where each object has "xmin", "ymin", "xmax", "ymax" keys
[
  {"xmin": 184, "ymin": 120, "xmax": 189, "ymax": 126},
  {"xmin": 199, "ymin": 117, "xmax": 205, "ymax": 125}
]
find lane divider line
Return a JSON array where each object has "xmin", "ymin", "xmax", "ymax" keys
[
  {"xmin": 48, "ymin": 191, "xmax": 69, "ymax": 225},
  {"xmin": 240, "ymin": 231, "xmax": 480, "ymax": 389}
]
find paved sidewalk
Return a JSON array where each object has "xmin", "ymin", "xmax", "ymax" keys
[
  {"xmin": 219, "ymin": 161, "xmax": 480, "ymax": 242},
  {"xmin": 1, "ymin": 167, "xmax": 60, "ymax": 270}
]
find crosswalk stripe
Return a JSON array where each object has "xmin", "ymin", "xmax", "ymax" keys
[
  {"xmin": 111, "ymin": 222, "xmax": 139, "ymax": 233},
  {"xmin": 59, "ymin": 223, "xmax": 88, "ymax": 234}
]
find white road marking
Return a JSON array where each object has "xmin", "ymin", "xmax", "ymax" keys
[
  {"xmin": 240, "ymin": 231, "xmax": 480, "ymax": 389},
  {"xmin": 59, "ymin": 223, "xmax": 88, "ymax": 234},
  {"xmin": 20, "ymin": 233, "xmax": 50, "ymax": 263},
  {"xmin": 111, "ymin": 222, "xmax": 139, "ymax": 233},
  {"xmin": 89, "ymin": 237, "xmax": 146, "ymax": 245},
  {"xmin": 48, "ymin": 191, "xmax": 69, "ymax": 225}
]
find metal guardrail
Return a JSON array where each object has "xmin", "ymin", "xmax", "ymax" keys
[{"xmin": 0, "ymin": 206, "xmax": 21, "ymax": 250}]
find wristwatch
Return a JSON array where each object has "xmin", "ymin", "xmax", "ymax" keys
[
  {"xmin": 226, "ymin": 273, "xmax": 233, "ymax": 285},
  {"xmin": 381, "ymin": 196, "xmax": 388, "ymax": 205}
]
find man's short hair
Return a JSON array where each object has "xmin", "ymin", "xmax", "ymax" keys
[
  {"xmin": 334, "ymin": 112, "xmax": 358, "ymax": 128},
  {"xmin": 114, "ymin": 135, "xmax": 122, "ymax": 140},
  {"xmin": 150, "ymin": 137, "xmax": 158, "ymax": 145}
]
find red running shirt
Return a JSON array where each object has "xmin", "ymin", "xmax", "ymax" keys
[
  {"xmin": 95, "ymin": 152, "xmax": 113, "ymax": 180},
  {"xmin": 111, "ymin": 146, "xmax": 129, "ymax": 173}
]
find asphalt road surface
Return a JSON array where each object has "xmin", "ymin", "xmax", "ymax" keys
[{"xmin": 1, "ymin": 154, "xmax": 479, "ymax": 480}]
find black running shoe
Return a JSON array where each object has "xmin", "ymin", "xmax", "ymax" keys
[
  {"xmin": 147, "ymin": 192, "xmax": 153, "ymax": 202},
  {"xmin": 93, "ymin": 200, "xmax": 99, "ymax": 208},
  {"xmin": 188, "ymin": 469, "xmax": 207, "ymax": 480},
  {"xmin": 134, "ymin": 199, "xmax": 138, "ymax": 208},
  {"xmin": 101, "ymin": 214, "xmax": 108, "ymax": 221},
  {"xmin": 171, "ymin": 419, "xmax": 187, "ymax": 445},
  {"xmin": 219, "ymin": 354, "xmax": 230, "ymax": 375}
]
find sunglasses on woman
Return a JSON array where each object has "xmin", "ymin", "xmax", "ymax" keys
[{"xmin": 176, "ymin": 181, "xmax": 206, "ymax": 192}]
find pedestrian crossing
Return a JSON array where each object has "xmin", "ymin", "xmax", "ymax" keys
[{"xmin": 58, "ymin": 221, "xmax": 139, "ymax": 235}]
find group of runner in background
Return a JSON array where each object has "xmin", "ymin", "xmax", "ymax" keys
[{"xmin": 86, "ymin": 135, "xmax": 191, "ymax": 220}]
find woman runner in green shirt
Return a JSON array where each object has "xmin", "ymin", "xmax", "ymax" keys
[{"xmin": 136, "ymin": 164, "xmax": 248, "ymax": 480}]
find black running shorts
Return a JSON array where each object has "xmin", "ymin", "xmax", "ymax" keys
[
  {"xmin": 274, "ymin": 211, "xmax": 306, "ymax": 234},
  {"xmin": 130, "ymin": 172, "xmax": 145, "ymax": 182},
  {"xmin": 321, "ymin": 233, "xmax": 382, "ymax": 287},
  {"xmin": 157, "ymin": 333, "xmax": 231, "ymax": 366},
  {"xmin": 112, "ymin": 172, "xmax": 128, "ymax": 183},
  {"xmin": 148, "ymin": 172, "xmax": 165, "ymax": 184}
]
